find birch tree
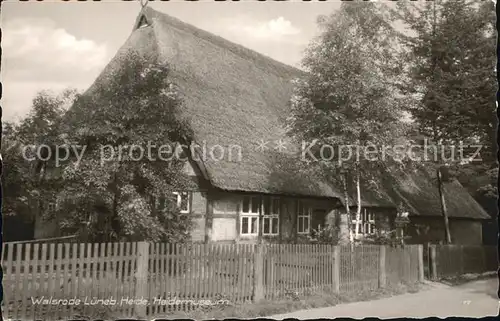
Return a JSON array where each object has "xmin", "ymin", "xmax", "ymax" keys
[{"xmin": 288, "ymin": 1, "xmax": 406, "ymax": 242}]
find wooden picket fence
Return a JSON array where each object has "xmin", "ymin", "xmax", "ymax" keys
[
  {"xmin": 1, "ymin": 242, "xmax": 423, "ymax": 320},
  {"xmin": 428, "ymin": 244, "xmax": 498, "ymax": 280}
]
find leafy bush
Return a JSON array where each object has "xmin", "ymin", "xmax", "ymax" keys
[
  {"xmin": 361, "ymin": 230, "xmax": 412, "ymax": 246},
  {"xmin": 309, "ymin": 225, "xmax": 340, "ymax": 244}
]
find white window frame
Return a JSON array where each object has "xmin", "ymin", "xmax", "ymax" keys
[
  {"xmin": 47, "ymin": 201, "xmax": 57, "ymax": 213},
  {"xmin": 362, "ymin": 209, "xmax": 376, "ymax": 235},
  {"xmin": 47, "ymin": 195, "xmax": 64, "ymax": 213},
  {"xmin": 297, "ymin": 200, "xmax": 311, "ymax": 234},
  {"xmin": 262, "ymin": 197, "xmax": 280, "ymax": 236},
  {"xmin": 350, "ymin": 212, "xmax": 357, "ymax": 234},
  {"xmin": 240, "ymin": 195, "xmax": 260, "ymax": 236},
  {"xmin": 173, "ymin": 192, "xmax": 190, "ymax": 214}
]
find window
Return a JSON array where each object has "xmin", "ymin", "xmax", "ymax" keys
[
  {"xmin": 297, "ymin": 201, "xmax": 311, "ymax": 234},
  {"xmin": 173, "ymin": 192, "xmax": 190, "ymax": 214},
  {"xmin": 46, "ymin": 195, "xmax": 65, "ymax": 213},
  {"xmin": 157, "ymin": 192, "xmax": 191, "ymax": 214},
  {"xmin": 350, "ymin": 213, "xmax": 357, "ymax": 233},
  {"xmin": 351, "ymin": 209, "xmax": 376, "ymax": 236},
  {"xmin": 239, "ymin": 196, "xmax": 281, "ymax": 236},
  {"xmin": 241, "ymin": 216, "xmax": 259, "ymax": 235},
  {"xmin": 362, "ymin": 210, "xmax": 376, "ymax": 235},
  {"xmin": 263, "ymin": 197, "xmax": 280, "ymax": 235},
  {"xmin": 47, "ymin": 201, "xmax": 57, "ymax": 213},
  {"xmin": 137, "ymin": 15, "xmax": 149, "ymax": 29},
  {"xmin": 242, "ymin": 195, "xmax": 260, "ymax": 215},
  {"xmin": 240, "ymin": 196, "xmax": 259, "ymax": 235}
]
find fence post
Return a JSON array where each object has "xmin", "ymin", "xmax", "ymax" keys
[
  {"xmin": 253, "ymin": 243, "xmax": 265, "ymax": 302},
  {"xmin": 430, "ymin": 245, "xmax": 437, "ymax": 280},
  {"xmin": 134, "ymin": 241, "xmax": 150, "ymax": 318},
  {"xmin": 481, "ymin": 246, "xmax": 487, "ymax": 272},
  {"xmin": 417, "ymin": 244, "xmax": 424, "ymax": 282},
  {"xmin": 378, "ymin": 245, "xmax": 386, "ymax": 288},
  {"xmin": 460, "ymin": 245, "xmax": 465, "ymax": 275},
  {"xmin": 333, "ymin": 246, "xmax": 340, "ymax": 294},
  {"xmin": 267, "ymin": 255, "xmax": 275, "ymax": 293}
]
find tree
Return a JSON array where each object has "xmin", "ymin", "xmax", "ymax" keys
[
  {"xmin": 1, "ymin": 90, "xmax": 74, "ymax": 222},
  {"xmin": 4, "ymin": 57, "xmax": 195, "ymax": 243},
  {"xmin": 395, "ymin": 0, "xmax": 496, "ymax": 151},
  {"xmin": 395, "ymin": 0, "xmax": 497, "ymax": 243},
  {"xmin": 57, "ymin": 56, "xmax": 195, "ymax": 242},
  {"xmin": 2, "ymin": 122, "xmax": 32, "ymax": 219},
  {"xmin": 288, "ymin": 1, "xmax": 406, "ymax": 243}
]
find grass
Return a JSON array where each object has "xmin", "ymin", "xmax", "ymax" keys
[
  {"xmin": 5, "ymin": 280, "xmax": 425, "ymax": 320},
  {"xmin": 154, "ymin": 282, "xmax": 424, "ymax": 320},
  {"xmin": 438, "ymin": 271, "xmax": 497, "ymax": 286}
]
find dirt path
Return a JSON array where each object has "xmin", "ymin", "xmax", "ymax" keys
[{"xmin": 270, "ymin": 278, "xmax": 499, "ymax": 319}]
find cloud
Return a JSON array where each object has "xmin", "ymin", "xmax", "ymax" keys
[
  {"xmin": 226, "ymin": 16, "xmax": 301, "ymax": 43},
  {"xmin": 2, "ymin": 18, "xmax": 111, "ymax": 121},
  {"xmin": 242, "ymin": 17, "xmax": 301, "ymax": 39},
  {"xmin": 3, "ymin": 18, "xmax": 109, "ymax": 76},
  {"xmin": 193, "ymin": 16, "xmax": 305, "ymax": 67}
]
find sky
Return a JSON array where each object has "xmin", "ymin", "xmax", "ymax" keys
[{"xmin": 2, "ymin": 0, "xmax": 345, "ymax": 122}]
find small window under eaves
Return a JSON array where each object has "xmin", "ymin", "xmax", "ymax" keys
[{"xmin": 136, "ymin": 15, "xmax": 150, "ymax": 29}]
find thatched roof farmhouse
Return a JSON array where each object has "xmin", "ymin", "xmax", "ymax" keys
[{"xmin": 37, "ymin": 7, "xmax": 489, "ymax": 244}]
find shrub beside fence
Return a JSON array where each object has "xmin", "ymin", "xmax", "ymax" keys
[
  {"xmin": 1, "ymin": 242, "xmax": 423, "ymax": 320},
  {"xmin": 428, "ymin": 244, "xmax": 498, "ymax": 280}
]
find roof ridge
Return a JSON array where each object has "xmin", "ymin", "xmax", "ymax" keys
[{"xmin": 141, "ymin": 7, "xmax": 304, "ymax": 79}]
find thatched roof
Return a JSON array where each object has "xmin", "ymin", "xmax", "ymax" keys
[
  {"xmin": 77, "ymin": 7, "xmax": 489, "ymax": 220},
  {"xmin": 79, "ymin": 7, "xmax": 339, "ymax": 199},
  {"xmin": 336, "ymin": 164, "xmax": 490, "ymax": 220}
]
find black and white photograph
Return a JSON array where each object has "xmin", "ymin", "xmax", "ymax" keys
[{"xmin": 0, "ymin": 0, "xmax": 498, "ymax": 320}]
